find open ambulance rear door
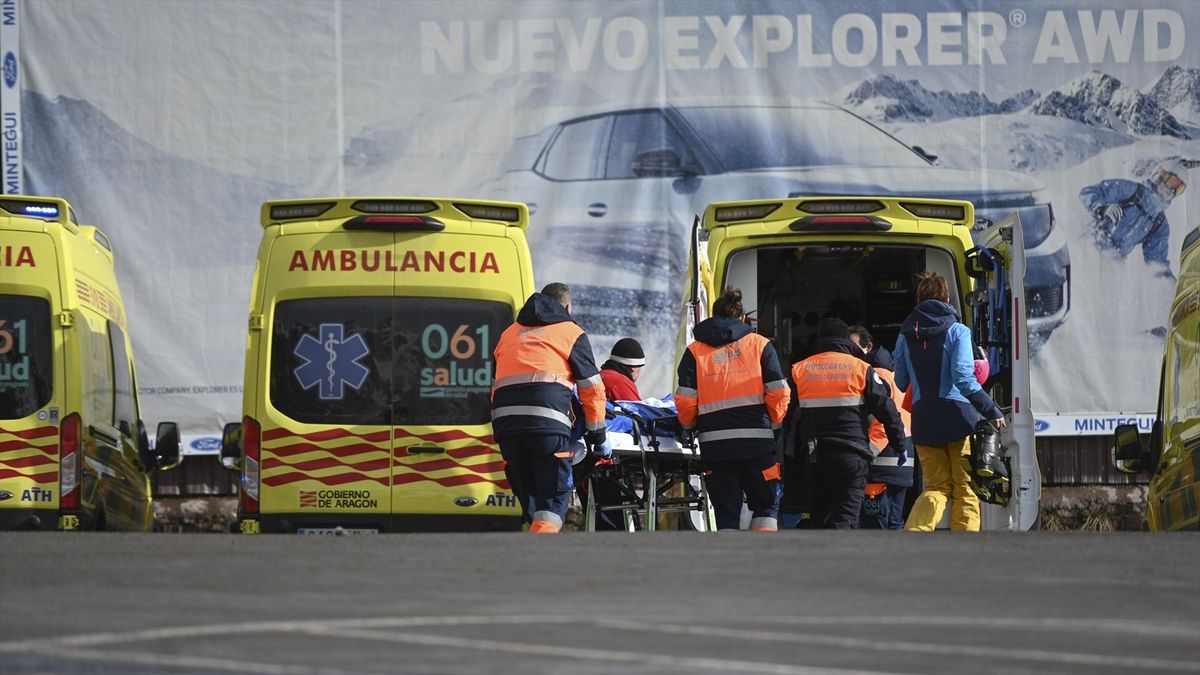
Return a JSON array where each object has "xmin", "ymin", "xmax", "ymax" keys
[{"xmin": 967, "ymin": 213, "xmax": 1038, "ymax": 530}]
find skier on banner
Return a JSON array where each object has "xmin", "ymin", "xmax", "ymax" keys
[{"xmin": 1079, "ymin": 157, "xmax": 1198, "ymax": 281}]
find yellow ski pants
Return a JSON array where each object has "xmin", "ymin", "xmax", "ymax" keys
[{"xmin": 905, "ymin": 436, "xmax": 980, "ymax": 532}]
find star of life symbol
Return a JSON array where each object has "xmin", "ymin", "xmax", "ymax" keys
[{"xmin": 293, "ymin": 323, "xmax": 370, "ymax": 400}]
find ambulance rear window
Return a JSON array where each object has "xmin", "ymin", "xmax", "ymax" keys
[
  {"xmin": 270, "ymin": 297, "xmax": 512, "ymax": 426},
  {"xmin": 0, "ymin": 295, "xmax": 53, "ymax": 419}
]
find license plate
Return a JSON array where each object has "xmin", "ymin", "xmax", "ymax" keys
[{"xmin": 296, "ymin": 527, "xmax": 379, "ymax": 535}]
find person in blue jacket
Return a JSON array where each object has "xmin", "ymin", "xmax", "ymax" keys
[
  {"xmin": 1079, "ymin": 158, "xmax": 1193, "ymax": 281},
  {"xmin": 893, "ymin": 273, "xmax": 1005, "ymax": 532}
]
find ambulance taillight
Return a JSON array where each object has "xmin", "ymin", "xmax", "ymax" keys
[
  {"xmin": 240, "ymin": 416, "xmax": 261, "ymax": 514},
  {"xmin": 59, "ymin": 413, "xmax": 81, "ymax": 510}
]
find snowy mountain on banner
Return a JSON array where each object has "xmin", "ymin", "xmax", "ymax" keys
[
  {"xmin": 840, "ymin": 74, "xmax": 1036, "ymax": 122},
  {"xmin": 1031, "ymin": 71, "xmax": 1189, "ymax": 139},
  {"xmin": 1145, "ymin": 66, "xmax": 1200, "ymax": 127}
]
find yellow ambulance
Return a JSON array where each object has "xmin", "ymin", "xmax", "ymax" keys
[
  {"xmin": 223, "ymin": 198, "xmax": 532, "ymax": 533},
  {"xmin": 1, "ymin": 196, "xmax": 180, "ymax": 531},
  {"xmin": 681, "ymin": 196, "xmax": 1038, "ymax": 530},
  {"xmin": 1114, "ymin": 226, "xmax": 1200, "ymax": 531}
]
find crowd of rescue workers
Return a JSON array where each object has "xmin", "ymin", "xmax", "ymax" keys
[{"xmin": 491, "ymin": 273, "xmax": 1007, "ymax": 533}]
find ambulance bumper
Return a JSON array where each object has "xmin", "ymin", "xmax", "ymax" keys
[{"xmin": 0, "ymin": 507, "xmax": 58, "ymax": 531}]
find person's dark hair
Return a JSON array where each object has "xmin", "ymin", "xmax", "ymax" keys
[
  {"xmin": 818, "ymin": 317, "xmax": 849, "ymax": 339},
  {"xmin": 915, "ymin": 272, "xmax": 951, "ymax": 303},
  {"xmin": 848, "ymin": 325, "xmax": 873, "ymax": 348},
  {"xmin": 541, "ymin": 282, "xmax": 571, "ymax": 307},
  {"xmin": 712, "ymin": 287, "xmax": 744, "ymax": 318}
]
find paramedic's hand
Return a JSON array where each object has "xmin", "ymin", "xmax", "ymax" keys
[
  {"xmin": 676, "ymin": 428, "xmax": 698, "ymax": 449},
  {"xmin": 584, "ymin": 429, "xmax": 610, "ymax": 458},
  {"xmin": 993, "ymin": 418, "xmax": 1007, "ymax": 429},
  {"xmin": 896, "ymin": 450, "xmax": 908, "ymax": 467},
  {"xmin": 1101, "ymin": 204, "xmax": 1123, "ymax": 226}
]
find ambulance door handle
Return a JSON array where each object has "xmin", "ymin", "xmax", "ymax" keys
[
  {"xmin": 408, "ymin": 445, "xmax": 445, "ymax": 454},
  {"xmin": 587, "ymin": 203, "xmax": 607, "ymax": 218}
]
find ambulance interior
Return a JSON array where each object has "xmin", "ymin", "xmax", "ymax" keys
[{"xmin": 723, "ymin": 244, "xmax": 961, "ymax": 369}]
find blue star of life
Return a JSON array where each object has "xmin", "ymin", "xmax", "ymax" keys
[{"xmin": 293, "ymin": 323, "xmax": 371, "ymax": 400}]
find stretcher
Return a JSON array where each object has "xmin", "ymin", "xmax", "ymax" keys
[{"xmin": 582, "ymin": 401, "xmax": 716, "ymax": 532}]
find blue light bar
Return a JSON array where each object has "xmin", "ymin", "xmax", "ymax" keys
[{"xmin": 0, "ymin": 199, "xmax": 62, "ymax": 218}]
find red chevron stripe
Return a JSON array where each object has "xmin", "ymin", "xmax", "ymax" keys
[
  {"xmin": 0, "ymin": 426, "xmax": 58, "ymax": 440},
  {"xmin": 392, "ymin": 472, "xmax": 508, "ymax": 489},
  {"xmin": 394, "ymin": 444, "xmax": 495, "ymax": 460},
  {"xmin": 0, "ymin": 439, "xmax": 58, "ymax": 456},
  {"xmin": 404, "ymin": 458, "xmax": 507, "ymax": 475},
  {"xmin": 262, "ymin": 427, "xmax": 391, "ymax": 443},
  {"xmin": 266, "ymin": 441, "xmax": 388, "ymax": 459},
  {"xmin": 394, "ymin": 428, "xmax": 494, "ymax": 444},
  {"xmin": 0, "ymin": 454, "xmax": 57, "ymax": 469},
  {"xmin": 261, "ymin": 456, "xmax": 390, "ymax": 473},
  {"xmin": 261, "ymin": 471, "xmax": 389, "ymax": 487},
  {"xmin": 0, "ymin": 468, "xmax": 57, "ymax": 483}
]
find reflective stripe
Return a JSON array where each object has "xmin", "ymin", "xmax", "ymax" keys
[
  {"xmin": 576, "ymin": 373, "xmax": 603, "ymax": 389},
  {"xmin": 585, "ymin": 420, "xmax": 606, "ymax": 431},
  {"xmin": 675, "ymin": 386, "xmax": 698, "ymax": 397},
  {"xmin": 491, "ymin": 406, "xmax": 571, "ymax": 427},
  {"xmin": 872, "ymin": 456, "xmax": 910, "ymax": 466},
  {"xmin": 764, "ymin": 379, "xmax": 789, "ymax": 391},
  {"xmin": 771, "ymin": 422, "xmax": 783, "ymax": 430},
  {"xmin": 699, "ymin": 394, "xmax": 764, "ymax": 414},
  {"xmin": 492, "ymin": 372, "xmax": 572, "ymax": 391},
  {"xmin": 532, "ymin": 510, "xmax": 563, "ymax": 529},
  {"xmin": 794, "ymin": 396, "xmax": 865, "ymax": 408},
  {"xmin": 609, "ymin": 354, "xmax": 645, "ymax": 367},
  {"xmin": 750, "ymin": 516, "xmax": 778, "ymax": 531},
  {"xmin": 698, "ymin": 428, "xmax": 775, "ymax": 442}
]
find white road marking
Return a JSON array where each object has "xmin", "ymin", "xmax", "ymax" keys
[
  {"xmin": 1, "ymin": 614, "xmax": 1196, "ymax": 674},
  {"xmin": 307, "ymin": 626, "xmax": 897, "ymax": 675},
  {"xmin": 759, "ymin": 615, "xmax": 1200, "ymax": 640},
  {"xmin": 592, "ymin": 620, "xmax": 1200, "ymax": 672}
]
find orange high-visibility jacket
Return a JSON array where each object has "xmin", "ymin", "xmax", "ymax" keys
[
  {"xmin": 790, "ymin": 340, "xmax": 906, "ymax": 459},
  {"xmin": 675, "ymin": 317, "xmax": 789, "ymax": 461},
  {"xmin": 491, "ymin": 293, "xmax": 605, "ymax": 438}
]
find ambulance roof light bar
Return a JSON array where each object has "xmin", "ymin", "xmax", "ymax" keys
[
  {"xmin": 0, "ymin": 196, "xmax": 72, "ymax": 222},
  {"xmin": 262, "ymin": 197, "xmax": 530, "ymax": 229},
  {"xmin": 900, "ymin": 201, "xmax": 967, "ymax": 221}
]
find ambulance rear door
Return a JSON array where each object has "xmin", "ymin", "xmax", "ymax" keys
[
  {"xmin": 967, "ymin": 212, "xmax": 1038, "ymax": 530},
  {"xmin": 388, "ymin": 227, "xmax": 521, "ymax": 530},
  {"xmin": 0, "ymin": 228, "xmax": 62, "ymax": 525},
  {"xmin": 258, "ymin": 226, "xmax": 397, "ymax": 531}
]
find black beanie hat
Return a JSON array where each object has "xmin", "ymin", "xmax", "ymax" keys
[
  {"xmin": 818, "ymin": 318, "xmax": 849, "ymax": 339},
  {"xmin": 609, "ymin": 338, "xmax": 646, "ymax": 367}
]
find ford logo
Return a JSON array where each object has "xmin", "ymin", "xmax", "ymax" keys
[
  {"xmin": 3, "ymin": 53, "xmax": 16, "ymax": 89},
  {"xmin": 1034, "ymin": 419, "xmax": 1050, "ymax": 432},
  {"xmin": 454, "ymin": 497, "xmax": 477, "ymax": 507},
  {"xmin": 190, "ymin": 437, "xmax": 223, "ymax": 452}
]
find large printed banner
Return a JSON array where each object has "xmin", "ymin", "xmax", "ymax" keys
[{"xmin": 4, "ymin": 0, "xmax": 1197, "ymax": 447}]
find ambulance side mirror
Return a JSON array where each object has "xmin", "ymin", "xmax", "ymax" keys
[
  {"xmin": 221, "ymin": 422, "xmax": 243, "ymax": 472},
  {"xmin": 1112, "ymin": 423, "xmax": 1148, "ymax": 474},
  {"xmin": 154, "ymin": 422, "xmax": 181, "ymax": 471}
]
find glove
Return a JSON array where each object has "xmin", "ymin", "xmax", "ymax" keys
[
  {"xmin": 1101, "ymin": 204, "xmax": 1123, "ymax": 226},
  {"xmin": 584, "ymin": 429, "xmax": 610, "ymax": 458},
  {"xmin": 676, "ymin": 428, "xmax": 697, "ymax": 449},
  {"xmin": 593, "ymin": 439, "xmax": 612, "ymax": 459},
  {"xmin": 896, "ymin": 450, "xmax": 908, "ymax": 467}
]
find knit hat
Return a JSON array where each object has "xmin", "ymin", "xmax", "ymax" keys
[
  {"xmin": 609, "ymin": 338, "xmax": 646, "ymax": 367},
  {"xmin": 818, "ymin": 318, "xmax": 849, "ymax": 339}
]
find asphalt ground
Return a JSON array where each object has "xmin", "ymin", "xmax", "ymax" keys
[{"xmin": 0, "ymin": 531, "xmax": 1197, "ymax": 674}]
